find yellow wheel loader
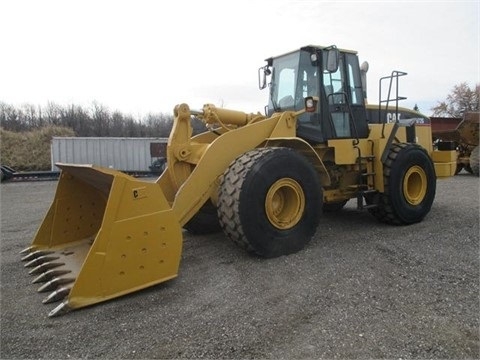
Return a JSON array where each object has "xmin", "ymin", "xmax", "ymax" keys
[{"xmin": 20, "ymin": 45, "xmax": 457, "ymax": 317}]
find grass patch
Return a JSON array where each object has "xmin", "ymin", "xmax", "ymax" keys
[{"xmin": 1, "ymin": 126, "xmax": 75, "ymax": 171}]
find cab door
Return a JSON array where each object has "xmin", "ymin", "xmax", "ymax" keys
[{"xmin": 323, "ymin": 52, "xmax": 368, "ymax": 140}]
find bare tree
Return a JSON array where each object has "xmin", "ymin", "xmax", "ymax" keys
[
  {"xmin": 44, "ymin": 102, "xmax": 62, "ymax": 126},
  {"xmin": 91, "ymin": 101, "xmax": 111, "ymax": 136},
  {"xmin": 431, "ymin": 82, "xmax": 480, "ymax": 117},
  {"xmin": 0, "ymin": 102, "xmax": 22, "ymax": 131}
]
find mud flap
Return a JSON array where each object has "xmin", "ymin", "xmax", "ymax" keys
[{"xmin": 21, "ymin": 164, "xmax": 183, "ymax": 317}]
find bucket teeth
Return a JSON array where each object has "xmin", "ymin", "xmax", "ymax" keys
[
  {"xmin": 28, "ymin": 262, "xmax": 65, "ymax": 275},
  {"xmin": 24, "ymin": 255, "xmax": 60, "ymax": 268},
  {"xmin": 43, "ymin": 286, "xmax": 71, "ymax": 304},
  {"xmin": 21, "ymin": 250, "xmax": 55, "ymax": 262},
  {"xmin": 37, "ymin": 277, "xmax": 76, "ymax": 293},
  {"xmin": 48, "ymin": 301, "xmax": 71, "ymax": 318},
  {"xmin": 19, "ymin": 246, "xmax": 36, "ymax": 255},
  {"xmin": 32, "ymin": 269, "xmax": 72, "ymax": 284}
]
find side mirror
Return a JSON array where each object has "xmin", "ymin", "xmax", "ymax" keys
[
  {"xmin": 325, "ymin": 47, "xmax": 339, "ymax": 73},
  {"xmin": 258, "ymin": 65, "xmax": 271, "ymax": 90}
]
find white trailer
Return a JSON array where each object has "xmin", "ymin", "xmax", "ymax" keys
[{"xmin": 51, "ymin": 137, "xmax": 167, "ymax": 172}]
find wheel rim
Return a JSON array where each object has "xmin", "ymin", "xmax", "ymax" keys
[
  {"xmin": 265, "ymin": 178, "xmax": 305, "ymax": 230},
  {"xmin": 403, "ymin": 165, "xmax": 427, "ymax": 205}
]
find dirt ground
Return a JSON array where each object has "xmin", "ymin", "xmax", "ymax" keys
[{"xmin": 1, "ymin": 173, "xmax": 479, "ymax": 359}]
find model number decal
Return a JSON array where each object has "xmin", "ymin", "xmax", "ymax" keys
[{"xmin": 386, "ymin": 112, "xmax": 426, "ymax": 124}]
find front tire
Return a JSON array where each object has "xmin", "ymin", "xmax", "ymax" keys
[
  {"xmin": 218, "ymin": 147, "xmax": 322, "ymax": 258},
  {"xmin": 183, "ymin": 200, "xmax": 221, "ymax": 234},
  {"xmin": 368, "ymin": 143, "xmax": 436, "ymax": 225}
]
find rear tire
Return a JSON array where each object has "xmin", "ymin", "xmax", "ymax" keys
[
  {"xmin": 455, "ymin": 163, "xmax": 464, "ymax": 175},
  {"xmin": 368, "ymin": 143, "xmax": 436, "ymax": 225},
  {"xmin": 469, "ymin": 145, "xmax": 479, "ymax": 176},
  {"xmin": 218, "ymin": 147, "xmax": 322, "ymax": 258}
]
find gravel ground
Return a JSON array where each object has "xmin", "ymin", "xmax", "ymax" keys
[{"xmin": 1, "ymin": 173, "xmax": 479, "ymax": 359}]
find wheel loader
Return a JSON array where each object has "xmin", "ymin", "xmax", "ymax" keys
[{"xmin": 20, "ymin": 45, "xmax": 457, "ymax": 317}]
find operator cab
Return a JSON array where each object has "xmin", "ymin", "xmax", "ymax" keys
[{"xmin": 260, "ymin": 45, "xmax": 369, "ymax": 143}]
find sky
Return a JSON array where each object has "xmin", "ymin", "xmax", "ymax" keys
[{"xmin": 1, "ymin": 0, "xmax": 479, "ymax": 118}]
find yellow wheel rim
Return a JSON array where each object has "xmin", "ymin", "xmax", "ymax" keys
[
  {"xmin": 403, "ymin": 165, "xmax": 427, "ymax": 205},
  {"xmin": 265, "ymin": 178, "xmax": 305, "ymax": 230}
]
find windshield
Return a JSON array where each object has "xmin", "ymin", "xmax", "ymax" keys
[{"xmin": 268, "ymin": 50, "xmax": 319, "ymax": 114}]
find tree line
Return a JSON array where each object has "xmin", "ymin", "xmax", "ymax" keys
[
  {"xmin": 2, "ymin": 82, "xmax": 478, "ymax": 136},
  {"xmin": 0, "ymin": 101, "xmax": 206, "ymax": 137}
]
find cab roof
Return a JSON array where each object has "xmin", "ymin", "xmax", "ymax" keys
[{"xmin": 265, "ymin": 45, "xmax": 357, "ymax": 62}]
